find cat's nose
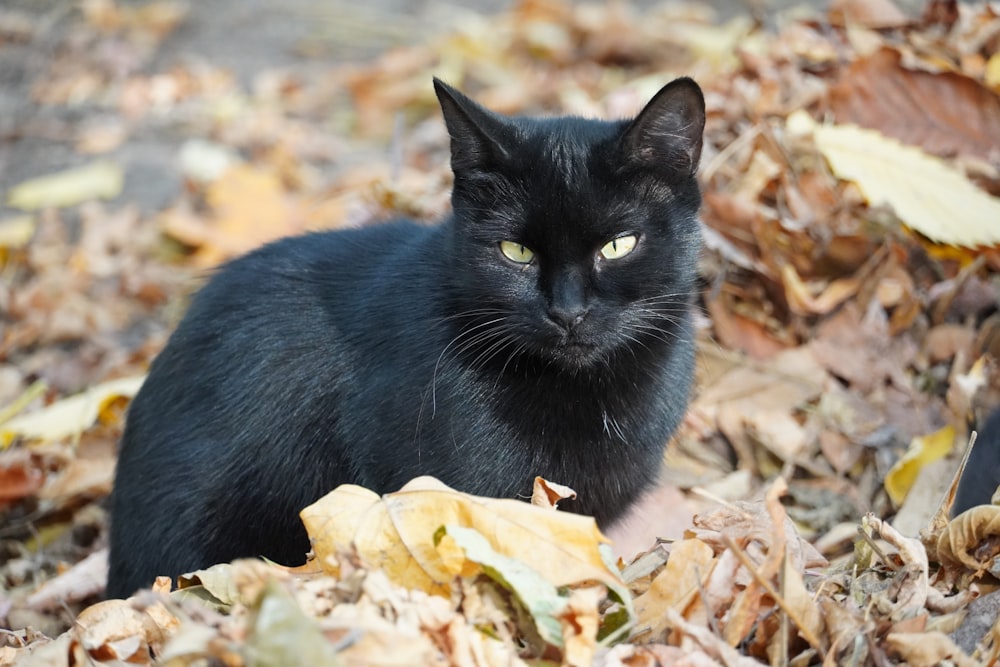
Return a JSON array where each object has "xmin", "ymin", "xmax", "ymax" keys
[
  {"xmin": 548, "ymin": 270, "xmax": 588, "ymax": 332},
  {"xmin": 547, "ymin": 304, "xmax": 588, "ymax": 332}
]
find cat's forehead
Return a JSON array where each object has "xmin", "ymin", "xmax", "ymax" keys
[{"xmin": 510, "ymin": 118, "xmax": 619, "ymax": 200}]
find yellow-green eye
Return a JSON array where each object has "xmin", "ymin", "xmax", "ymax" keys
[
  {"xmin": 599, "ymin": 234, "xmax": 637, "ymax": 260},
  {"xmin": 499, "ymin": 241, "xmax": 535, "ymax": 264}
]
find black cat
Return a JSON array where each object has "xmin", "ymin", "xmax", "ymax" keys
[{"xmin": 106, "ymin": 78, "xmax": 706, "ymax": 598}]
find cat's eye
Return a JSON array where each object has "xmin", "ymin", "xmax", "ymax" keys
[
  {"xmin": 499, "ymin": 241, "xmax": 535, "ymax": 264},
  {"xmin": 599, "ymin": 234, "xmax": 638, "ymax": 260}
]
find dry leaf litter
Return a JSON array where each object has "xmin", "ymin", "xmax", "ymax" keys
[{"xmin": 2, "ymin": 0, "xmax": 1000, "ymax": 664}]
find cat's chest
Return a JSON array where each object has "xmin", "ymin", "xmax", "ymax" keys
[{"xmin": 478, "ymin": 368, "xmax": 658, "ymax": 448}]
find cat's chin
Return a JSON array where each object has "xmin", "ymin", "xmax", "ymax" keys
[{"xmin": 545, "ymin": 341, "xmax": 607, "ymax": 370}]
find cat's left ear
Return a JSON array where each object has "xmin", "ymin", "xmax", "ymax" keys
[{"xmin": 620, "ymin": 78, "xmax": 705, "ymax": 176}]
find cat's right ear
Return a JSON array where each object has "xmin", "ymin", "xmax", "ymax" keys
[{"xmin": 434, "ymin": 78, "xmax": 513, "ymax": 175}]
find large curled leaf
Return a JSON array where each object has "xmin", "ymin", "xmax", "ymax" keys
[
  {"xmin": 299, "ymin": 476, "xmax": 628, "ymax": 605},
  {"xmin": 788, "ymin": 110, "xmax": 1000, "ymax": 248}
]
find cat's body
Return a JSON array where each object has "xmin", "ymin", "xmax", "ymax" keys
[{"xmin": 107, "ymin": 78, "xmax": 706, "ymax": 598}]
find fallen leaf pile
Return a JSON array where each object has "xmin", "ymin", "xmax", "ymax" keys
[{"xmin": 2, "ymin": 0, "xmax": 1000, "ymax": 664}]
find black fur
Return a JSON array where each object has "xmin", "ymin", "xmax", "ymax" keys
[
  {"xmin": 952, "ymin": 407, "xmax": 1000, "ymax": 516},
  {"xmin": 107, "ymin": 78, "xmax": 706, "ymax": 598}
]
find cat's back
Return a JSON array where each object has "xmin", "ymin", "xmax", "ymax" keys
[
  {"xmin": 173, "ymin": 221, "xmax": 444, "ymax": 352},
  {"xmin": 126, "ymin": 220, "xmax": 447, "ymax": 443}
]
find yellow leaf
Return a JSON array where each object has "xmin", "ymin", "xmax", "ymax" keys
[
  {"xmin": 0, "ymin": 215, "xmax": 35, "ymax": 249},
  {"xmin": 787, "ymin": 111, "xmax": 1000, "ymax": 247},
  {"xmin": 299, "ymin": 476, "xmax": 624, "ymax": 601},
  {"xmin": 6, "ymin": 161, "xmax": 123, "ymax": 210},
  {"xmin": 0, "ymin": 376, "xmax": 145, "ymax": 448},
  {"xmin": 199, "ymin": 164, "xmax": 301, "ymax": 265},
  {"xmin": 986, "ymin": 52, "xmax": 1000, "ymax": 90},
  {"xmin": 884, "ymin": 424, "xmax": 956, "ymax": 506},
  {"xmin": 631, "ymin": 538, "xmax": 715, "ymax": 641}
]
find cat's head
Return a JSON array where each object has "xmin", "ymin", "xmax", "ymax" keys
[{"xmin": 434, "ymin": 78, "xmax": 704, "ymax": 371}]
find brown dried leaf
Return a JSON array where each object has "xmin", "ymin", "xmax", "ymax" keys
[
  {"xmin": 936, "ymin": 505, "xmax": 1000, "ymax": 572},
  {"xmin": 924, "ymin": 324, "xmax": 976, "ymax": 364},
  {"xmin": 695, "ymin": 346, "xmax": 827, "ymax": 465},
  {"xmin": 0, "ymin": 448, "xmax": 45, "ymax": 505},
  {"xmin": 866, "ymin": 515, "xmax": 930, "ymax": 621},
  {"xmin": 706, "ymin": 298, "xmax": 789, "ymax": 361},
  {"xmin": 631, "ymin": 538, "xmax": 715, "ymax": 642},
  {"xmin": 781, "ymin": 264, "xmax": 861, "ymax": 316},
  {"xmin": 72, "ymin": 596, "xmax": 178, "ymax": 663},
  {"xmin": 38, "ymin": 456, "xmax": 114, "ymax": 501},
  {"xmin": 808, "ymin": 301, "xmax": 910, "ymax": 394},
  {"xmin": 828, "ymin": 0, "xmax": 910, "ymax": 28},
  {"xmin": 660, "ymin": 606, "xmax": 767, "ymax": 667},
  {"xmin": 687, "ymin": 500, "xmax": 828, "ymax": 573},
  {"xmin": 25, "ymin": 550, "xmax": 109, "ymax": 611},
  {"xmin": 828, "ymin": 47, "xmax": 1000, "ymax": 164},
  {"xmin": 884, "ymin": 631, "xmax": 978, "ymax": 667},
  {"xmin": 776, "ymin": 552, "xmax": 824, "ymax": 654},
  {"xmin": 530, "ymin": 476, "xmax": 577, "ymax": 510}
]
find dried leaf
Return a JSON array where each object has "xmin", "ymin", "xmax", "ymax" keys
[
  {"xmin": 695, "ymin": 346, "xmax": 827, "ymax": 464},
  {"xmin": 789, "ymin": 110, "xmax": 1000, "ymax": 247},
  {"xmin": 531, "ymin": 476, "xmax": 577, "ymax": 510},
  {"xmin": 299, "ymin": 477, "xmax": 626, "ymax": 602},
  {"xmin": 247, "ymin": 579, "xmax": 341, "ymax": 667},
  {"xmin": 25, "ymin": 550, "xmax": 109, "ymax": 610},
  {"xmin": 632, "ymin": 538, "xmax": 715, "ymax": 642},
  {"xmin": 73, "ymin": 597, "xmax": 176, "ymax": 663},
  {"xmin": 38, "ymin": 457, "xmax": 114, "ymax": 500},
  {"xmin": 561, "ymin": 586, "xmax": 603, "ymax": 667},
  {"xmin": 781, "ymin": 264, "xmax": 861, "ymax": 316},
  {"xmin": 828, "ymin": 48, "xmax": 1000, "ymax": 163},
  {"xmin": 884, "ymin": 631, "xmax": 978, "ymax": 667},
  {"xmin": 0, "ymin": 376, "xmax": 144, "ymax": 448},
  {"xmin": 442, "ymin": 524, "xmax": 568, "ymax": 646},
  {"xmin": 6, "ymin": 161, "xmax": 124, "ymax": 211},
  {"xmin": 828, "ymin": 0, "xmax": 910, "ymax": 29},
  {"xmin": 936, "ymin": 505, "xmax": 1000, "ymax": 571},
  {"xmin": 0, "ymin": 449, "xmax": 45, "ymax": 503},
  {"xmin": 705, "ymin": 298, "xmax": 789, "ymax": 361},
  {"xmin": 163, "ymin": 164, "xmax": 303, "ymax": 267},
  {"xmin": 885, "ymin": 425, "xmax": 956, "ymax": 506},
  {"xmin": 987, "ymin": 52, "xmax": 1000, "ymax": 90},
  {"xmin": 0, "ymin": 215, "xmax": 35, "ymax": 249},
  {"xmin": 865, "ymin": 515, "xmax": 929, "ymax": 621}
]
